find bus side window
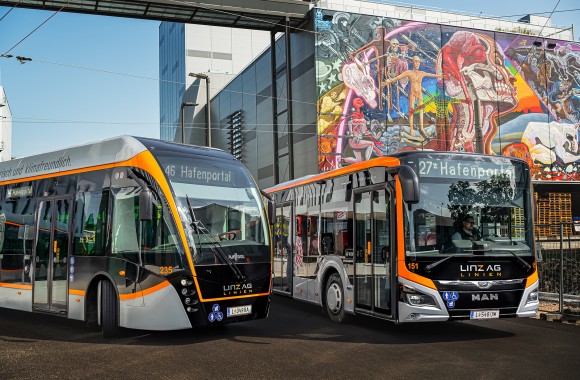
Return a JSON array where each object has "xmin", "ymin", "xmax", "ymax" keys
[
  {"xmin": 0, "ymin": 195, "xmax": 36, "ymax": 284},
  {"xmin": 73, "ymin": 191, "xmax": 108, "ymax": 256},
  {"xmin": 139, "ymin": 189, "xmax": 182, "ymax": 271},
  {"xmin": 111, "ymin": 187, "xmax": 140, "ymax": 262}
]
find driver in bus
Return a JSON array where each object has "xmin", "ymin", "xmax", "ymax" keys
[{"xmin": 452, "ymin": 215, "xmax": 482, "ymax": 242}]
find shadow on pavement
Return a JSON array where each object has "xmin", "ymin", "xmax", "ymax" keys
[{"xmin": 0, "ymin": 294, "xmax": 517, "ymax": 345}]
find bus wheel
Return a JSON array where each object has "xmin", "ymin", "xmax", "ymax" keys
[
  {"xmin": 101, "ymin": 280, "xmax": 121, "ymax": 338},
  {"xmin": 325, "ymin": 273, "xmax": 345, "ymax": 323}
]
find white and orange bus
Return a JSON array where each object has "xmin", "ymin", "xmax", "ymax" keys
[
  {"xmin": 267, "ymin": 152, "xmax": 539, "ymax": 323},
  {"xmin": 0, "ymin": 136, "xmax": 273, "ymax": 337}
]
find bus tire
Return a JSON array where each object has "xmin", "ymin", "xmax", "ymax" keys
[
  {"xmin": 325, "ymin": 273, "xmax": 345, "ymax": 323},
  {"xmin": 101, "ymin": 280, "xmax": 121, "ymax": 338}
]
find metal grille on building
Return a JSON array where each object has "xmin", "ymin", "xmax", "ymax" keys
[{"xmin": 227, "ymin": 111, "xmax": 243, "ymax": 161}]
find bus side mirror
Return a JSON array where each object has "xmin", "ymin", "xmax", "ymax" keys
[
  {"xmin": 139, "ymin": 189, "xmax": 153, "ymax": 221},
  {"xmin": 387, "ymin": 165, "xmax": 419, "ymax": 205}
]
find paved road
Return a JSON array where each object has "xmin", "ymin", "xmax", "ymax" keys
[{"xmin": 0, "ymin": 295, "xmax": 578, "ymax": 379}]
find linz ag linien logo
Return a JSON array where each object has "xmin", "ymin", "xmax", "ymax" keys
[
  {"xmin": 460, "ymin": 264, "xmax": 502, "ymax": 278},
  {"xmin": 223, "ymin": 283, "xmax": 253, "ymax": 296},
  {"xmin": 442, "ymin": 291, "xmax": 459, "ymax": 308},
  {"xmin": 472, "ymin": 293, "xmax": 499, "ymax": 301},
  {"xmin": 208, "ymin": 304, "xmax": 223, "ymax": 323}
]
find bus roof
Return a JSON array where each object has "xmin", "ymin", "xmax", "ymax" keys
[
  {"xmin": 0, "ymin": 136, "xmax": 236, "ymax": 183},
  {"xmin": 265, "ymin": 151, "xmax": 529, "ymax": 194},
  {"xmin": 265, "ymin": 156, "xmax": 401, "ymax": 193}
]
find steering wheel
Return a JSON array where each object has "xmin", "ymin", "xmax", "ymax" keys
[{"xmin": 219, "ymin": 232, "xmax": 237, "ymax": 241}]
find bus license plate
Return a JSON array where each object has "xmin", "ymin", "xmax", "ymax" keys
[
  {"xmin": 470, "ymin": 310, "xmax": 499, "ymax": 320},
  {"xmin": 227, "ymin": 305, "xmax": 252, "ymax": 317}
]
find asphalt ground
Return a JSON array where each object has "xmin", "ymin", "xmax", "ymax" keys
[{"xmin": 0, "ymin": 295, "xmax": 578, "ymax": 379}]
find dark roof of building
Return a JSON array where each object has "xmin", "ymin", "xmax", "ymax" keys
[{"xmin": 0, "ymin": 0, "xmax": 311, "ymax": 31}]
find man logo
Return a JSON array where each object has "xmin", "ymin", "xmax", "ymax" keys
[{"xmin": 472, "ymin": 294, "xmax": 498, "ymax": 301}]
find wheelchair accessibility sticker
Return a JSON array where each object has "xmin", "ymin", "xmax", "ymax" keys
[
  {"xmin": 208, "ymin": 304, "xmax": 224, "ymax": 322},
  {"xmin": 443, "ymin": 291, "xmax": 459, "ymax": 308}
]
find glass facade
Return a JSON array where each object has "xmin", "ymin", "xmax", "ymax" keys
[
  {"xmin": 204, "ymin": 28, "xmax": 317, "ymax": 188},
  {"xmin": 159, "ymin": 22, "xmax": 186, "ymax": 142}
]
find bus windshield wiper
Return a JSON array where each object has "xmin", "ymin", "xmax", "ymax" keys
[
  {"xmin": 489, "ymin": 248, "xmax": 533, "ymax": 273},
  {"xmin": 425, "ymin": 254, "xmax": 471, "ymax": 273},
  {"xmin": 185, "ymin": 195, "xmax": 246, "ymax": 281}
]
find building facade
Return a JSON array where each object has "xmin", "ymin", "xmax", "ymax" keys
[
  {"xmin": 168, "ymin": 1, "xmax": 579, "ymax": 230},
  {"xmin": 159, "ymin": 22, "xmax": 270, "ymax": 144}
]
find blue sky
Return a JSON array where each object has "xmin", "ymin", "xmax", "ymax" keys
[{"xmin": 0, "ymin": 1, "xmax": 578, "ymax": 157}]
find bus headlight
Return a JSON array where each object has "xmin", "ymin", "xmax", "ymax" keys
[
  {"xmin": 526, "ymin": 289, "xmax": 539, "ymax": 304},
  {"xmin": 181, "ymin": 278, "xmax": 193, "ymax": 286},
  {"xmin": 400, "ymin": 284, "xmax": 438, "ymax": 308},
  {"xmin": 182, "ymin": 288, "xmax": 196, "ymax": 296}
]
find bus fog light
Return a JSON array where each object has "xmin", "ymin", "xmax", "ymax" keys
[{"xmin": 527, "ymin": 289, "xmax": 539, "ymax": 304}]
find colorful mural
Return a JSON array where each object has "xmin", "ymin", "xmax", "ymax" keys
[{"xmin": 315, "ymin": 9, "xmax": 580, "ymax": 181}]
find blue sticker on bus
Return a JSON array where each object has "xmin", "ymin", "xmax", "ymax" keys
[
  {"xmin": 208, "ymin": 304, "xmax": 222, "ymax": 322},
  {"xmin": 442, "ymin": 291, "xmax": 459, "ymax": 308}
]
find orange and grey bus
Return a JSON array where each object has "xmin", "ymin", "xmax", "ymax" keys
[
  {"xmin": 267, "ymin": 152, "xmax": 539, "ymax": 323},
  {"xmin": 0, "ymin": 136, "xmax": 273, "ymax": 337}
]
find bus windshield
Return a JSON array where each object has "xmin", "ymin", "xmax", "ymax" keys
[
  {"xmin": 401, "ymin": 154, "xmax": 533, "ymax": 258},
  {"xmin": 157, "ymin": 155, "xmax": 270, "ymax": 264}
]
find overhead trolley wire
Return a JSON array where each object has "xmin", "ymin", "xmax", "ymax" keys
[
  {"xmin": 0, "ymin": 0, "xmax": 23, "ymax": 23},
  {"xmin": 1, "ymin": 1, "xmax": 70, "ymax": 57}
]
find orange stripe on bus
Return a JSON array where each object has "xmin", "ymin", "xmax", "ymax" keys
[
  {"xmin": 201, "ymin": 291, "xmax": 271, "ymax": 303},
  {"xmin": 125, "ymin": 152, "xmax": 204, "ymax": 299},
  {"xmin": 119, "ymin": 280, "xmax": 171, "ymax": 301},
  {"xmin": 526, "ymin": 269, "xmax": 539, "ymax": 288},
  {"xmin": 265, "ymin": 156, "xmax": 400, "ymax": 193},
  {"xmin": 69, "ymin": 289, "xmax": 85, "ymax": 296},
  {"xmin": 394, "ymin": 176, "xmax": 437, "ymax": 290},
  {"xmin": 0, "ymin": 282, "xmax": 32, "ymax": 290}
]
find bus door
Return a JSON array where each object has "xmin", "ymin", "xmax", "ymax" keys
[
  {"xmin": 33, "ymin": 196, "xmax": 72, "ymax": 314},
  {"xmin": 353, "ymin": 187, "xmax": 393, "ymax": 318},
  {"xmin": 272, "ymin": 202, "xmax": 292, "ymax": 295}
]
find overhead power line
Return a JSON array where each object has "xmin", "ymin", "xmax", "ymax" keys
[
  {"xmin": 1, "ymin": 1, "xmax": 70, "ymax": 57},
  {"xmin": 0, "ymin": 0, "xmax": 23, "ymax": 23}
]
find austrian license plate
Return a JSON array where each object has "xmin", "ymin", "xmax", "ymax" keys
[
  {"xmin": 227, "ymin": 305, "xmax": 252, "ymax": 317},
  {"xmin": 470, "ymin": 310, "xmax": 500, "ymax": 320}
]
